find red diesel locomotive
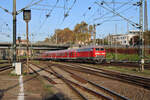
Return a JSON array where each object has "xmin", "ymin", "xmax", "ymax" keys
[{"xmin": 40, "ymin": 46, "xmax": 106, "ymax": 63}]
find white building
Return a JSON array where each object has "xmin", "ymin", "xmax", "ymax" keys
[{"xmin": 107, "ymin": 30, "xmax": 140, "ymax": 45}]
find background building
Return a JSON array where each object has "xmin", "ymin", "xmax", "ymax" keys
[
  {"xmin": 16, "ymin": 39, "xmax": 32, "ymax": 56},
  {"xmin": 106, "ymin": 30, "xmax": 140, "ymax": 46}
]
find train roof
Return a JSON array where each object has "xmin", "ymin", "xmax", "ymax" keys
[
  {"xmin": 43, "ymin": 46, "xmax": 104, "ymax": 54},
  {"xmin": 43, "ymin": 48, "xmax": 76, "ymax": 54},
  {"xmin": 78, "ymin": 46, "xmax": 104, "ymax": 49}
]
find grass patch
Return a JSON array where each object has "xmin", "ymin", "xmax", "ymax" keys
[
  {"xmin": 31, "ymin": 60, "xmax": 41, "ymax": 64},
  {"xmin": 0, "ymin": 60, "xmax": 8, "ymax": 62},
  {"xmin": 38, "ymin": 76, "xmax": 54, "ymax": 94},
  {"xmin": 0, "ymin": 64, "xmax": 11, "ymax": 67},
  {"xmin": 44, "ymin": 84, "xmax": 53, "ymax": 90},
  {"xmin": 42, "ymin": 83, "xmax": 54, "ymax": 94},
  {"xmin": 106, "ymin": 53, "xmax": 141, "ymax": 61},
  {"xmin": 101, "ymin": 66, "xmax": 150, "ymax": 77}
]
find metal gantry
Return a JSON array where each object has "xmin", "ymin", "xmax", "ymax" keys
[{"xmin": 95, "ymin": 0, "xmax": 148, "ymax": 71}]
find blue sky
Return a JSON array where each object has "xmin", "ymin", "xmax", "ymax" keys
[{"xmin": 0, "ymin": 0, "xmax": 150, "ymax": 42}]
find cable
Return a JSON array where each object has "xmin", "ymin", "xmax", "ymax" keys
[
  {"xmin": 61, "ymin": 0, "xmax": 76, "ymax": 23},
  {"xmin": 31, "ymin": 8, "xmax": 50, "ymax": 11},
  {"xmin": 95, "ymin": 5, "xmax": 134, "ymax": 23},
  {"xmin": 36, "ymin": 4, "xmax": 65, "ymax": 8},
  {"xmin": 32, "ymin": 0, "xmax": 59, "ymax": 37},
  {"xmin": 45, "ymin": 0, "xmax": 59, "ymax": 18},
  {"xmin": 95, "ymin": 1, "xmax": 140, "ymax": 28},
  {"xmin": 0, "ymin": 5, "xmax": 11, "ymax": 14},
  {"xmin": 94, "ymin": 0, "xmax": 134, "ymax": 21},
  {"xmin": 17, "ymin": 0, "xmax": 44, "ymax": 14}
]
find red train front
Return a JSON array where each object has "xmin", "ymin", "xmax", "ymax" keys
[
  {"xmin": 39, "ymin": 46, "xmax": 106, "ymax": 63},
  {"xmin": 76, "ymin": 46, "xmax": 106, "ymax": 63}
]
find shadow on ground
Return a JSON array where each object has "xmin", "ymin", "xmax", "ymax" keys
[
  {"xmin": 0, "ymin": 90, "xmax": 4, "ymax": 100},
  {"xmin": 43, "ymin": 92, "xmax": 71, "ymax": 100}
]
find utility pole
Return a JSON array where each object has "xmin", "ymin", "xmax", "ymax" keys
[
  {"xmin": 144, "ymin": 0, "xmax": 148, "ymax": 31},
  {"xmin": 93, "ymin": 23, "xmax": 101, "ymax": 45},
  {"xmin": 93, "ymin": 24, "xmax": 96, "ymax": 45},
  {"xmin": 13, "ymin": 0, "xmax": 17, "ymax": 65},
  {"xmin": 139, "ymin": 0, "xmax": 144, "ymax": 71},
  {"xmin": 144, "ymin": 0, "xmax": 148, "ymax": 59},
  {"xmin": 56, "ymin": 32, "xmax": 57, "ymax": 44},
  {"xmin": 115, "ymin": 24, "xmax": 117, "ymax": 60}
]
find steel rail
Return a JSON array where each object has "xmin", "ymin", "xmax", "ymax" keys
[
  {"xmin": 54, "ymin": 65, "xmax": 129, "ymax": 100},
  {"xmin": 49, "ymin": 66, "xmax": 112, "ymax": 100},
  {"xmin": 51, "ymin": 62, "xmax": 150, "ymax": 90},
  {"xmin": 68, "ymin": 63, "xmax": 150, "ymax": 85},
  {"xmin": 30, "ymin": 62, "xmax": 113, "ymax": 100},
  {"xmin": 29, "ymin": 63, "xmax": 88, "ymax": 100},
  {"xmin": 0, "ymin": 66, "xmax": 13, "ymax": 72}
]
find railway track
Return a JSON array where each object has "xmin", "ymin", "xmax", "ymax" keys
[
  {"xmin": 103, "ymin": 61, "xmax": 150, "ymax": 69},
  {"xmin": 0, "ymin": 65, "xmax": 12, "ymax": 72},
  {"xmin": 35, "ymin": 58, "xmax": 150, "ymax": 69},
  {"xmin": 48, "ymin": 62, "xmax": 150, "ymax": 91},
  {"xmin": 0, "ymin": 62, "xmax": 9, "ymax": 64},
  {"xmin": 29, "ymin": 62, "xmax": 129, "ymax": 100},
  {"xmin": 52, "ymin": 65, "xmax": 129, "ymax": 100},
  {"xmin": 28, "ymin": 63, "xmax": 91, "ymax": 100}
]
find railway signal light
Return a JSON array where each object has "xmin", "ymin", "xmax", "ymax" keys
[{"xmin": 23, "ymin": 10, "xmax": 31, "ymax": 74}]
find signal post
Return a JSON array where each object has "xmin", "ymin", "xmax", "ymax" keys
[{"xmin": 23, "ymin": 10, "xmax": 31, "ymax": 73}]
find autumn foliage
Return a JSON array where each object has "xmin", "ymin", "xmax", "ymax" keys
[{"xmin": 44, "ymin": 21, "xmax": 94, "ymax": 45}]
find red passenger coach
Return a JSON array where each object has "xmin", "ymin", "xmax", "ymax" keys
[{"xmin": 39, "ymin": 46, "xmax": 106, "ymax": 63}]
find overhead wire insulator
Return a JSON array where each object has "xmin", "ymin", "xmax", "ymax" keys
[
  {"xmin": 46, "ymin": 14, "xmax": 50, "ymax": 18},
  {"xmin": 88, "ymin": 7, "xmax": 91, "ymax": 10},
  {"xmin": 64, "ymin": 13, "xmax": 69, "ymax": 17}
]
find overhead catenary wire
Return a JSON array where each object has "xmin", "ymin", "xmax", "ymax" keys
[
  {"xmin": 82, "ymin": 1, "xmax": 96, "ymax": 18},
  {"xmin": 45, "ymin": 0, "xmax": 59, "ymax": 18},
  {"xmin": 61, "ymin": 0, "xmax": 76, "ymax": 23},
  {"xmin": 32, "ymin": 0, "xmax": 59, "ymax": 37},
  {"xmin": 81, "ymin": 0, "xmax": 134, "ymax": 25},
  {"xmin": 17, "ymin": 0, "xmax": 44, "ymax": 14},
  {"xmin": 36, "ymin": 4, "xmax": 66, "ymax": 8},
  {"xmin": 94, "ymin": 5, "xmax": 135, "ymax": 24},
  {"xmin": 94, "ymin": 0, "xmax": 134, "ymax": 21},
  {"xmin": 31, "ymin": 8, "xmax": 51, "ymax": 11},
  {"xmin": 0, "ymin": 5, "xmax": 11, "ymax": 14},
  {"xmin": 95, "ymin": 1, "xmax": 140, "ymax": 29}
]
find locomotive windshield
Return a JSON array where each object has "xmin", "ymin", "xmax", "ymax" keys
[{"xmin": 96, "ymin": 48, "xmax": 104, "ymax": 51}]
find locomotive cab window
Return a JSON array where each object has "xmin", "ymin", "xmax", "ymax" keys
[
  {"xmin": 101, "ymin": 48, "xmax": 104, "ymax": 51},
  {"xmin": 96, "ymin": 48, "xmax": 104, "ymax": 51},
  {"xmin": 95, "ymin": 48, "xmax": 100, "ymax": 51}
]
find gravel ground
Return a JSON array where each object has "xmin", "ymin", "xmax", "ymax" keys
[
  {"xmin": 30, "ymin": 64, "xmax": 82, "ymax": 100},
  {"xmin": 0, "ymin": 75, "xmax": 19, "ymax": 100},
  {"xmin": 66, "ymin": 67, "xmax": 150, "ymax": 100},
  {"xmin": 0, "ymin": 66, "xmax": 55, "ymax": 100}
]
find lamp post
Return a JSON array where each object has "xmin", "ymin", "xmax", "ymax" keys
[{"xmin": 23, "ymin": 10, "xmax": 31, "ymax": 73}]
